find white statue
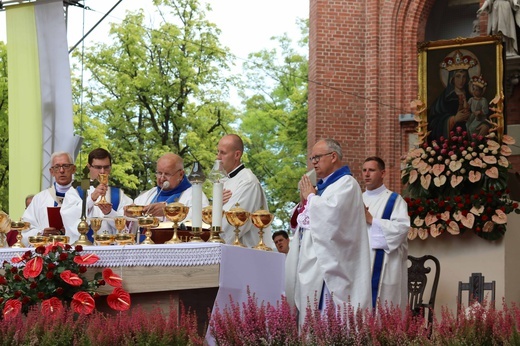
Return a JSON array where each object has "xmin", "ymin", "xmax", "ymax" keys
[{"xmin": 477, "ymin": 0, "xmax": 520, "ymax": 56}]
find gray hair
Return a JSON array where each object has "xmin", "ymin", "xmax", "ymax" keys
[
  {"xmin": 50, "ymin": 151, "xmax": 74, "ymax": 165},
  {"xmin": 323, "ymin": 138, "xmax": 343, "ymax": 160}
]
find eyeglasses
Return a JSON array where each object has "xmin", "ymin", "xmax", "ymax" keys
[
  {"xmin": 309, "ymin": 152, "xmax": 334, "ymax": 163},
  {"xmin": 50, "ymin": 164, "xmax": 74, "ymax": 172},
  {"xmin": 90, "ymin": 165, "xmax": 112, "ymax": 170},
  {"xmin": 155, "ymin": 169, "xmax": 182, "ymax": 179}
]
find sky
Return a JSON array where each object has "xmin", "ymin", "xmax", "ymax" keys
[{"xmin": 0, "ymin": 0, "xmax": 308, "ymax": 106}]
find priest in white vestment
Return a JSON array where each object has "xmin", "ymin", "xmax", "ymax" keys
[
  {"xmin": 285, "ymin": 138, "xmax": 372, "ymax": 325},
  {"xmin": 130, "ymin": 153, "xmax": 209, "ymax": 227},
  {"xmin": 61, "ymin": 148, "xmax": 133, "ymax": 244},
  {"xmin": 362, "ymin": 157, "xmax": 410, "ymax": 311},
  {"xmin": 217, "ymin": 134, "xmax": 275, "ymax": 248},
  {"xmin": 21, "ymin": 152, "xmax": 76, "ymax": 246}
]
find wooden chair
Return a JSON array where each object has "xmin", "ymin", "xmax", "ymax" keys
[
  {"xmin": 408, "ymin": 255, "xmax": 440, "ymax": 327},
  {"xmin": 458, "ymin": 272, "xmax": 496, "ymax": 308}
]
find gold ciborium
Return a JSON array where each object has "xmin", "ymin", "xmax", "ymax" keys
[
  {"xmin": 164, "ymin": 202, "xmax": 189, "ymax": 244},
  {"xmin": 202, "ymin": 206, "xmax": 225, "ymax": 243},
  {"xmin": 28, "ymin": 235, "xmax": 49, "ymax": 248},
  {"xmin": 138, "ymin": 215, "xmax": 159, "ymax": 245},
  {"xmin": 126, "ymin": 205, "xmax": 145, "ymax": 218},
  {"xmin": 49, "ymin": 235, "xmax": 70, "ymax": 244},
  {"xmin": 114, "ymin": 217, "xmax": 127, "ymax": 233},
  {"xmin": 251, "ymin": 210, "xmax": 274, "ymax": 251},
  {"xmin": 11, "ymin": 219, "xmax": 29, "ymax": 248},
  {"xmin": 0, "ymin": 211, "xmax": 11, "ymax": 248},
  {"xmin": 225, "ymin": 203, "xmax": 250, "ymax": 247},
  {"xmin": 114, "ymin": 232, "xmax": 135, "ymax": 245},
  {"xmin": 94, "ymin": 233, "xmax": 115, "ymax": 246},
  {"xmin": 95, "ymin": 173, "xmax": 110, "ymax": 205}
]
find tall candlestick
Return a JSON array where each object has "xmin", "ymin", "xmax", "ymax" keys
[
  {"xmin": 192, "ymin": 183, "xmax": 203, "ymax": 228},
  {"xmin": 212, "ymin": 182, "xmax": 223, "ymax": 227}
]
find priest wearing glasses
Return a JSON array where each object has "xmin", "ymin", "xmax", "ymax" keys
[
  {"xmin": 21, "ymin": 151, "xmax": 76, "ymax": 245},
  {"xmin": 128, "ymin": 153, "xmax": 209, "ymax": 222}
]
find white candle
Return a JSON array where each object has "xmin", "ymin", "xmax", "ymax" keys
[
  {"xmin": 212, "ymin": 182, "xmax": 223, "ymax": 227},
  {"xmin": 192, "ymin": 183, "xmax": 203, "ymax": 228}
]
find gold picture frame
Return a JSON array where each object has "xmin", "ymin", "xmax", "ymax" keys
[{"xmin": 416, "ymin": 35, "xmax": 504, "ymax": 144}]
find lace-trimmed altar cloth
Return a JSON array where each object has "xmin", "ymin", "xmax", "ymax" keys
[{"xmin": 0, "ymin": 243, "xmax": 222, "ymax": 267}]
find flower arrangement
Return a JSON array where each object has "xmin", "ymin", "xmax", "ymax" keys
[
  {"xmin": 401, "ymin": 99, "xmax": 520, "ymax": 241},
  {"xmin": 0, "ymin": 242, "xmax": 131, "ymax": 319}
]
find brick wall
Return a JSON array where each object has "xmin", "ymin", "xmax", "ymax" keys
[{"xmin": 309, "ymin": 0, "xmax": 520, "ymax": 192}]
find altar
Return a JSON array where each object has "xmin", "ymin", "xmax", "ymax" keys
[{"xmin": 0, "ymin": 243, "xmax": 285, "ymax": 340}]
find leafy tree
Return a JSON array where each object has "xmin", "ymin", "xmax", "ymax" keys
[
  {"xmin": 72, "ymin": 0, "xmax": 237, "ymax": 198},
  {"xmin": 238, "ymin": 19, "xmax": 309, "ymax": 230},
  {"xmin": 0, "ymin": 42, "xmax": 8, "ymax": 212}
]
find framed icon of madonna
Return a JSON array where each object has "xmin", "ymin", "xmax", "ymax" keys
[{"xmin": 416, "ymin": 35, "xmax": 504, "ymax": 144}]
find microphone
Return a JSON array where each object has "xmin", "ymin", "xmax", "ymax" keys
[{"xmin": 150, "ymin": 181, "xmax": 170, "ymax": 206}]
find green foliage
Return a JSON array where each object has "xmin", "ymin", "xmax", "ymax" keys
[
  {"xmin": 0, "ymin": 42, "xmax": 8, "ymax": 213},
  {"xmin": 238, "ymin": 20, "xmax": 309, "ymax": 229},
  {"xmin": 71, "ymin": 0, "xmax": 237, "ymax": 199}
]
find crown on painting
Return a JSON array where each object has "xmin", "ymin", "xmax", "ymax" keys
[
  {"xmin": 471, "ymin": 74, "xmax": 487, "ymax": 88},
  {"xmin": 440, "ymin": 50, "xmax": 478, "ymax": 71}
]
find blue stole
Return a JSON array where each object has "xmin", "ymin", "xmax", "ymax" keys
[
  {"xmin": 316, "ymin": 165, "xmax": 352, "ymax": 310},
  {"xmin": 316, "ymin": 165, "xmax": 352, "ymax": 196},
  {"xmin": 154, "ymin": 176, "xmax": 192, "ymax": 204},
  {"xmin": 371, "ymin": 191, "xmax": 398, "ymax": 308},
  {"xmin": 76, "ymin": 186, "xmax": 121, "ymax": 242}
]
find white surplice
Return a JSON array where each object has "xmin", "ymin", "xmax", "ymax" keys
[
  {"xmin": 61, "ymin": 186, "xmax": 133, "ymax": 244},
  {"xmin": 285, "ymin": 173, "xmax": 372, "ymax": 324},
  {"xmin": 363, "ymin": 185, "xmax": 410, "ymax": 310},
  {"xmin": 222, "ymin": 166, "xmax": 275, "ymax": 249}
]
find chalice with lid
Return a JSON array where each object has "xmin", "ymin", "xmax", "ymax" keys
[{"xmin": 225, "ymin": 203, "xmax": 250, "ymax": 247}]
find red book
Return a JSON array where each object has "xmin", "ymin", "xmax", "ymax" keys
[{"xmin": 47, "ymin": 207, "xmax": 64, "ymax": 231}]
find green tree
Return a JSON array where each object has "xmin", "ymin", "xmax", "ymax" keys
[
  {"xmin": 239, "ymin": 19, "xmax": 309, "ymax": 230},
  {"xmin": 72, "ymin": 0, "xmax": 237, "ymax": 198},
  {"xmin": 0, "ymin": 42, "xmax": 8, "ymax": 212}
]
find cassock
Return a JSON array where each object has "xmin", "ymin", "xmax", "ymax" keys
[
  {"xmin": 222, "ymin": 165, "xmax": 275, "ymax": 248},
  {"xmin": 285, "ymin": 169, "xmax": 372, "ymax": 324},
  {"xmin": 61, "ymin": 185, "xmax": 133, "ymax": 244},
  {"xmin": 21, "ymin": 184, "xmax": 70, "ymax": 246},
  {"xmin": 363, "ymin": 185, "xmax": 409, "ymax": 309}
]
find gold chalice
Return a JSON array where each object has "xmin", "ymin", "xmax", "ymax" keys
[
  {"xmin": 164, "ymin": 202, "xmax": 189, "ymax": 244},
  {"xmin": 138, "ymin": 215, "xmax": 159, "ymax": 245},
  {"xmin": 95, "ymin": 173, "xmax": 110, "ymax": 205},
  {"xmin": 202, "ymin": 206, "xmax": 225, "ymax": 243},
  {"xmin": 225, "ymin": 203, "xmax": 250, "ymax": 247},
  {"xmin": 251, "ymin": 210, "xmax": 274, "ymax": 251},
  {"xmin": 114, "ymin": 217, "xmax": 127, "ymax": 233},
  {"xmin": 28, "ymin": 235, "xmax": 49, "ymax": 248},
  {"xmin": 10, "ymin": 219, "xmax": 29, "ymax": 248},
  {"xmin": 0, "ymin": 211, "xmax": 11, "ymax": 248}
]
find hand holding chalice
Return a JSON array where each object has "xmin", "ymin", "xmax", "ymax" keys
[{"xmin": 95, "ymin": 173, "xmax": 110, "ymax": 206}]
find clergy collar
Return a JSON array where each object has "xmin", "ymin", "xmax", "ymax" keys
[
  {"xmin": 365, "ymin": 184, "xmax": 387, "ymax": 197},
  {"xmin": 55, "ymin": 182, "xmax": 73, "ymax": 194},
  {"xmin": 228, "ymin": 164, "xmax": 245, "ymax": 178}
]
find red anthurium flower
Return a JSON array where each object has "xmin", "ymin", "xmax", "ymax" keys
[
  {"xmin": 102, "ymin": 268, "xmax": 123, "ymax": 287},
  {"xmin": 107, "ymin": 287, "xmax": 131, "ymax": 311},
  {"xmin": 73, "ymin": 253, "xmax": 100, "ymax": 265},
  {"xmin": 71, "ymin": 292, "xmax": 95, "ymax": 314},
  {"xmin": 41, "ymin": 297, "xmax": 63, "ymax": 318},
  {"xmin": 11, "ymin": 253, "xmax": 24, "ymax": 264},
  {"xmin": 23, "ymin": 257, "xmax": 43, "ymax": 279},
  {"xmin": 60, "ymin": 270, "xmax": 83, "ymax": 287},
  {"xmin": 3, "ymin": 299, "xmax": 22, "ymax": 320}
]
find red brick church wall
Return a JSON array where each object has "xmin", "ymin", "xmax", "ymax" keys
[{"xmin": 308, "ymin": 0, "xmax": 520, "ymax": 192}]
